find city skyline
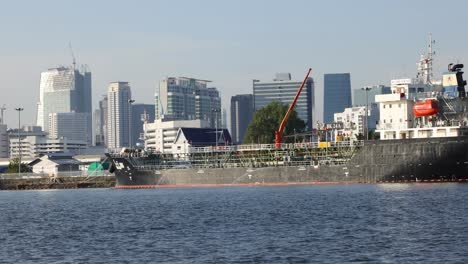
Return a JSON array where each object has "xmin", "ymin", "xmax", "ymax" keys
[{"xmin": 1, "ymin": 0, "xmax": 468, "ymax": 128}]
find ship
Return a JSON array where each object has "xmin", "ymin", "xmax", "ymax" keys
[{"xmin": 107, "ymin": 38, "xmax": 468, "ymax": 188}]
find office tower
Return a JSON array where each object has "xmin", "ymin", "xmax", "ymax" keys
[
  {"xmin": 0, "ymin": 124, "xmax": 8, "ymax": 158},
  {"xmin": 36, "ymin": 66, "xmax": 92, "ymax": 144},
  {"xmin": 323, "ymin": 73, "xmax": 351, "ymax": 124},
  {"xmin": 107, "ymin": 82, "xmax": 132, "ymax": 149},
  {"xmin": 155, "ymin": 77, "xmax": 221, "ymax": 128},
  {"xmin": 131, "ymin": 103, "xmax": 155, "ymax": 147},
  {"xmin": 98, "ymin": 95, "xmax": 108, "ymax": 146},
  {"xmin": 93, "ymin": 109, "xmax": 102, "ymax": 146},
  {"xmin": 48, "ymin": 112, "xmax": 89, "ymax": 143},
  {"xmin": 253, "ymin": 73, "xmax": 314, "ymax": 130},
  {"xmin": 230, "ymin": 94, "xmax": 254, "ymax": 144}
]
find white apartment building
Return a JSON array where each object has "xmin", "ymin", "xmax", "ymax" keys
[
  {"xmin": 333, "ymin": 106, "xmax": 367, "ymax": 141},
  {"xmin": 144, "ymin": 119, "xmax": 210, "ymax": 153}
]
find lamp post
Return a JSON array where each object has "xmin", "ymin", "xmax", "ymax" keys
[
  {"xmin": 14, "ymin": 108, "xmax": 24, "ymax": 177},
  {"xmin": 361, "ymin": 87, "xmax": 372, "ymax": 140},
  {"xmin": 128, "ymin": 99, "xmax": 135, "ymax": 148}
]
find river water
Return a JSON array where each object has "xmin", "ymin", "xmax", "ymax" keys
[{"xmin": 0, "ymin": 184, "xmax": 467, "ymax": 263}]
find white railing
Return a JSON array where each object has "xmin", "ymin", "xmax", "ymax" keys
[{"xmin": 188, "ymin": 140, "xmax": 364, "ymax": 154}]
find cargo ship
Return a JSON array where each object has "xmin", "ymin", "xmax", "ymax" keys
[{"xmin": 107, "ymin": 40, "xmax": 468, "ymax": 188}]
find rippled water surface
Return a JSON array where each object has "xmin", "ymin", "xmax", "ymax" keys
[{"xmin": 1, "ymin": 184, "xmax": 467, "ymax": 263}]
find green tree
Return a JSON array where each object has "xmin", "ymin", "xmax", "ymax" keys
[
  {"xmin": 243, "ymin": 101, "xmax": 305, "ymax": 144},
  {"xmin": 6, "ymin": 157, "xmax": 31, "ymax": 173}
]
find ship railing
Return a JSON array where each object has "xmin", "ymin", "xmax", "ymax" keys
[{"xmin": 187, "ymin": 141, "xmax": 363, "ymax": 154}]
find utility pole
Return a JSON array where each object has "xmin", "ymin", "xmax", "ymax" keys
[
  {"xmin": 15, "ymin": 108, "xmax": 24, "ymax": 177},
  {"xmin": 128, "ymin": 99, "xmax": 135, "ymax": 148}
]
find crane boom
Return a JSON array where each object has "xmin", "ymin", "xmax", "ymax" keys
[{"xmin": 275, "ymin": 68, "xmax": 312, "ymax": 148}]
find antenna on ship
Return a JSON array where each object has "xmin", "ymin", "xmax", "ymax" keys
[
  {"xmin": 0, "ymin": 105, "xmax": 5, "ymax": 124},
  {"xmin": 417, "ymin": 33, "xmax": 436, "ymax": 85}
]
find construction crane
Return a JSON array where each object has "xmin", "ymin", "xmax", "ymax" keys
[
  {"xmin": 69, "ymin": 42, "xmax": 76, "ymax": 70},
  {"xmin": 0, "ymin": 105, "xmax": 5, "ymax": 124},
  {"xmin": 275, "ymin": 68, "xmax": 312, "ymax": 148}
]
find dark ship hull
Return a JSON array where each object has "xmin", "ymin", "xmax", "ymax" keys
[{"xmin": 108, "ymin": 136, "xmax": 468, "ymax": 188}]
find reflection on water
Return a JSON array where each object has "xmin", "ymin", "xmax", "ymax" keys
[{"xmin": 0, "ymin": 185, "xmax": 467, "ymax": 263}]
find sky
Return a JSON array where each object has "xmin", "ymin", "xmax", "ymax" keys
[{"xmin": 1, "ymin": 0, "xmax": 467, "ymax": 128}]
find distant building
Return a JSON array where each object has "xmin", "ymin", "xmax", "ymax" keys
[
  {"xmin": 172, "ymin": 128, "xmax": 232, "ymax": 156},
  {"xmin": 9, "ymin": 133, "xmax": 87, "ymax": 159},
  {"xmin": 155, "ymin": 77, "xmax": 221, "ymax": 128},
  {"xmin": 30, "ymin": 153, "xmax": 81, "ymax": 175},
  {"xmin": 253, "ymin": 73, "xmax": 314, "ymax": 130},
  {"xmin": 36, "ymin": 66, "xmax": 92, "ymax": 145},
  {"xmin": 221, "ymin": 108, "xmax": 227, "ymax": 129},
  {"xmin": 230, "ymin": 94, "xmax": 254, "ymax": 144},
  {"xmin": 0, "ymin": 124, "xmax": 8, "ymax": 158},
  {"xmin": 97, "ymin": 95, "xmax": 108, "ymax": 147},
  {"xmin": 131, "ymin": 103, "xmax": 155, "ymax": 147},
  {"xmin": 48, "ymin": 112, "xmax": 89, "ymax": 143},
  {"xmin": 93, "ymin": 108, "xmax": 102, "ymax": 146},
  {"xmin": 324, "ymin": 73, "xmax": 351, "ymax": 124},
  {"xmin": 107, "ymin": 82, "xmax": 132, "ymax": 149},
  {"xmin": 334, "ymin": 106, "xmax": 367, "ymax": 141},
  {"xmin": 353, "ymin": 85, "xmax": 391, "ymax": 106},
  {"xmin": 144, "ymin": 119, "xmax": 210, "ymax": 153}
]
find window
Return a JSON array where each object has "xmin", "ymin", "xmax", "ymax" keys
[
  {"xmin": 383, "ymin": 105, "xmax": 386, "ymax": 109},
  {"xmin": 398, "ymin": 104, "xmax": 401, "ymax": 108},
  {"xmin": 390, "ymin": 119, "xmax": 392, "ymax": 123},
  {"xmin": 389, "ymin": 104, "xmax": 392, "ymax": 108}
]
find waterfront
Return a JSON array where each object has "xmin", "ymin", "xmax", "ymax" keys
[{"xmin": 0, "ymin": 184, "xmax": 467, "ymax": 263}]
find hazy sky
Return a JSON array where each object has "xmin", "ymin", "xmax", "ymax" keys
[{"xmin": 1, "ymin": 0, "xmax": 467, "ymax": 128}]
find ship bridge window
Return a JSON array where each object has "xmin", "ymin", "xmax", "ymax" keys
[
  {"xmin": 399, "ymin": 104, "xmax": 401, "ymax": 108},
  {"xmin": 383, "ymin": 105, "xmax": 386, "ymax": 109},
  {"xmin": 389, "ymin": 104, "xmax": 392, "ymax": 108}
]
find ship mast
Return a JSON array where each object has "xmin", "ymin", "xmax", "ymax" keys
[{"xmin": 417, "ymin": 33, "xmax": 435, "ymax": 85}]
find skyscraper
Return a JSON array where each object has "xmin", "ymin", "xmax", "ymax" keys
[
  {"xmin": 36, "ymin": 66, "xmax": 92, "ymax": 144},
  {"xmin": 97, "ymin": 95, "xmax": 108, "ymax": 147},
  {"xmin": 323, "ymin": 73, "xmax": 351, "ymax": 124},
  {"xmin": 253, "ymin": 73, "xmax": 314, "ymax": 130},
  {"xmin": 155, "ymin": 77, "xmax": 221, "ymax": 127},
  {"xmin": 131, "ymin": 103, "xmax": 155, "ymax": 147},
  {"xmin": 0, "ymin": 124, "xmax": 8, "ymax": 158},
  {"xmin": 230, "ymin": 94, "xmax": 254, "ymax": 144},
  {"xmin": 107, "ymin": 82, "xmax": 132, "ymax": 149}
]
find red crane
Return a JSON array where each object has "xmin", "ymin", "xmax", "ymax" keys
[{"xmin": 275, "ymin": 68, "xmax": 312, "ymax": 148}]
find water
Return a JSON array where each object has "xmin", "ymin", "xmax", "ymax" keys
[{"xmin": 0, "ymin": 184, "xmax": 467, "ymax": 263}]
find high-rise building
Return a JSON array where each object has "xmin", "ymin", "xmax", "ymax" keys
[
  {"xmin": 36, "ymin": 66, "xmax": 92, "ymax": 144},
  {"xmin": 230, "ymin": 94, "xmax": 254, "ymax": 144},
  {"xmin": 48, "ymin": 112, "xmax": 89, "ymax": 143},
  {"xmin": 155, "ymin": 77, "xmax": 221, "ymax": 128},
  {"xmin": 323, "ymin": 73, "xmax": 351, "ymax": 124},
  {"xmin": 97, "ymin": 95, "xmax": 108, "ymax": 147},
  {"xmin": 107, "ymin": 82, "xmax": 132, "ymax": 149},
  {"xmin": 131, "ymin": 103, "xmax": 155, "ymax": 147},
  {"xmin": 253, "ymin": 73, "xmax": 314, "ymax": 130},
  {"xmin": 0, "ymin": 124, "xmax": 8, "ymax": 158}
]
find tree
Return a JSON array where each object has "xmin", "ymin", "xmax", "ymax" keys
[
  {"xmin": 6, "ymin": 157, "xmax": 31, "ymax": 174},
  {"xmin": 243, "ymin": 101, "xmax": 305, "ymax": 144}
]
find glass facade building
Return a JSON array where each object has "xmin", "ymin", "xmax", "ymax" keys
[
  {"xmin": 36, "ymin": 66, "xmax": 92, "ymax": 145},
  {"xmin": 323, "ymin": 73, "xmax": 351, "ymax": 124},
  {"xmin": 156, "ymin": 77, "xmax": 221, "ymax": 128},
  {"xmin": 253, "ymin": 73, "xmax": 314, "ymax": 130}
]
